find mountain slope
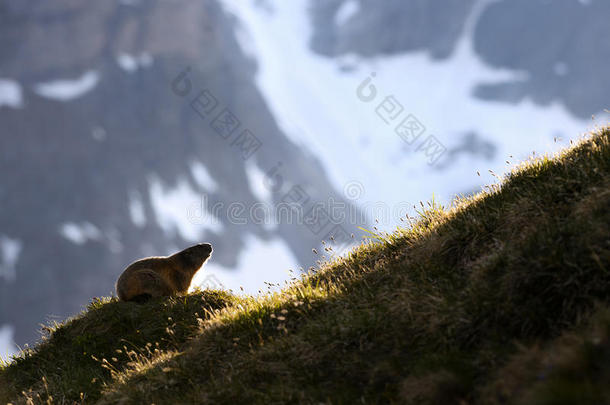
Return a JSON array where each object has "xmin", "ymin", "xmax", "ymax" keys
[
  {"xmin": 0, "ymin": 0, "xmax": 364, "ymax": 347},
  {"xmin": 1, "ymin": 126, "xmax": 609, "ymax": 404}
]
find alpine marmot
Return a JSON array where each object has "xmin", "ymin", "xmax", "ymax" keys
[{"xmin": 116, "ymin": 243, "xmax": 213, "ymax": 302}]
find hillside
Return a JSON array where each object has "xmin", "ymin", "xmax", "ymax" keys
[
  {"xmin": 1, "ymin": 126, "xmax": 609, "ymax": 404},
  {"xmin": 0, "ymin": 0, "xmax": 364, "ymax": 347}
]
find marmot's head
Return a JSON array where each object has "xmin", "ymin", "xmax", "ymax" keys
[{"xmin": 172, "ymin": 243, "xmax": 213, "ymax": 273}]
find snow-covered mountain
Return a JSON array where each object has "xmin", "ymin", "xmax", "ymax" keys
[
  {"xmin": 1, "ymin": 0, "xmax": 608, "ymax": 356},
  {"xmin": 0, "ymin": 0, "xmax": 363, "ymax": 353},
  {"xmin": 222, "ymin": 0, "xmax": 608, "ymax": 216}
]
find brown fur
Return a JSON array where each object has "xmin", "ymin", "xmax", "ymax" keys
[{"xmin": 116, "ymin": 243, "xmax": 213, "ymax": 302}]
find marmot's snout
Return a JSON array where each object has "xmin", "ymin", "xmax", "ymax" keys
[
  {"xmin": 187, "ymin": 243, "xmax": 213, "ymax": 258},
  {"xmin": 178, "ymin": 243, "xmax": 213, "ymax": 269},
  {"xmin": 198, "ymin": 243, "xmax": 213, "ymax": 254}
]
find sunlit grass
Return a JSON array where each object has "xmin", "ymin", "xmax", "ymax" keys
[{"xmin": 1, "ymin": 126, "xmax": 609, "ymax": 404}]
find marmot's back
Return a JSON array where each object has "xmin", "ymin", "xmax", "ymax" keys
[
  {"xmin": 116, "ymin": 243, "xmax": 213, "ymax": 302},
  {"xmin": 116, "ymin": 260, "xmax": 173, "ymax": 302}
]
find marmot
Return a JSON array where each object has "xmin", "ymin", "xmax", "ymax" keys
[{"xmin": 116, "ymin": 243, "xmax": 213, "ymax": 302}]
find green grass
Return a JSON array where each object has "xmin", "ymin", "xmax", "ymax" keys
[{"xmin": 1, "ymin": 126, "xmax": 609, "ymax": 404}]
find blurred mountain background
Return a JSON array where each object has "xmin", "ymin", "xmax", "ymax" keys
[{"xmin": 0, "ymin": 0, "xmax": 608, "ymax": 354}]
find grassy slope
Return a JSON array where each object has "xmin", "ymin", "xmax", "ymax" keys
[{"xmin": 1, "ymin": 127, "xmax": 609, "ymax": 404}]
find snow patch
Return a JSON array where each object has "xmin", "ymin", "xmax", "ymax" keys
[
  {"xmin": 245, "ymin": 160, "xmax": 272, "ymax": 205},
  {"xmin": 59, "ymin": 222, "xmax": 102, "ymax": 245},
  {"xmin": 33, "ymin": 71, "xmax": 99, "ymax": 101},
  {"xmin": 0, "ymin": 79, "xmax": 23, "ymax": 108},
  {"xmin": 190, "ymin": 162, "xmax": 219, "ymax": 193},
  {"xmin": 0, "ymin": 325, "xmax": 17, "ymax": 363},
  {"xmin": 191, "ymin": 235, "xmax": 299, "ymax": 295},
  {"xmin": 117, "ymin": 53, "xmax": 138, "ymax": 72},
  {"xmin": 128, "ymin": 190, "xmax": 147, "ymax": 227},
  {"xmin": 149, "ymin": 176, "xmax": 222, "ymax": 241},
  {"xmin": 335, "ymin": 0, "xmax": 360, "ymax": 26},
  {"xmin": 116, "ymin": 53, "xmax": 154, "ymax": 73},
  {"xmin": 0, "ymin": 236, "xmax": 22, "ymax": 283},
  {"xmin": 105, "ymin": 227, "xmax": 124, "ymax": 253}
]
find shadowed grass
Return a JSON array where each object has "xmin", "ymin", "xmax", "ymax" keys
[
  {"xmin": 0, "ymin": 291, "xmax": 236, "ymax": 403},
  {"xmin": 1, "ymin": 126, "xmax": 609, "ymax": 404}
]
